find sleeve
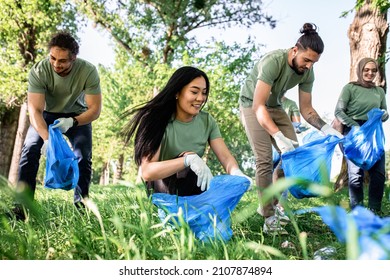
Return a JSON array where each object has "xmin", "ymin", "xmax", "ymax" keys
[
  {"xmin": 257, "ymin": 54, "xmax": 282, "ymax": 86},
  {"xmin": 290, "ymin": 101, "xmax": 300, "ymax": 117},
  {"xmin": 84, "ymin": 66, "xmax": 101, "ymax": 95},
  {"xmin": 334, "ymin": 84, "xmax": 359, "ymax": 127},
  {"xmin": 379, "ymin": 87, "xmax": 389, "ymax": 121},
  {"xmin": 298, "ymin": 70, "xmax": 315, "ymax": 94},
  {"xmin": 208, "ymin": 114, "xmax": 222, "ymax": 141},
  {"xmin": 27, "ymin": 65, "xmax": 46, "ymax": 94}
]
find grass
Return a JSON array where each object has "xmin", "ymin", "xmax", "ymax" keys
[{"xmin": 0, "ymin": 176, "xmax": 389, "ymax": 260}]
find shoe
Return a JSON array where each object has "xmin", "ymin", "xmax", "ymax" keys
[
  {"xmin": 263, "ymin": 216, "xmax": 288, "ymax": 235},
  {"xmin": 274, "ymin": 204, "xmax": 290, "ymax": 225},
  {"xmin": 7, "ymin": 205, "xmax": 26, "ymax": 221}
]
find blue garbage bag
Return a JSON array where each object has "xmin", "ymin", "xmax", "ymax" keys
[
  {"xmin": 297, "ymin": 206, "xmax": 390, "ymax": 260},
  {"xmin": 44, "ymin": 121, "xmax": 79, "ymax": 190},
  {"xmin": 272, "ymin": 146, "xmax": 281, "ymax": 170},
  {"xmin": 152, "ymin": 175, "xmax": 250, "ymax": 243},
  {"xmin": 343, "ymin": 108, "xmax": 385, "ymax": 170},
  {"xmin": 281, "ymin": 134, "xmax": 342, "ymax": 198}
]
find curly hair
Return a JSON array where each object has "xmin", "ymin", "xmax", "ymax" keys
[{"xmin": 48, "ymin": 31, "xmax": 79, "ymax": 56}]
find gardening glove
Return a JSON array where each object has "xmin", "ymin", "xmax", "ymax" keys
[
  {"xmin": 52, "ymin": 117, "xmax": 73, "ymax": 133},
  {"xmin": 231, "ymin": 169, "xmax": 253, "ymax": 187},
  {"xmin": 40, "ymin": 139, "xmax": 49, "ymax": 156},
  {"xmin": 320, "ymin": 124, "xmax": 344, "ymax": 139},
  {"xmin": 381, "ymin": 109, "xmax": 389, "ymax": 121},
  {"xmin": 272, "ymin": 131, "xmax": 298, "ymax": 154},
  {"xmin": 184, "ymin": 153, "xmax": 213, "ymax": 191}
]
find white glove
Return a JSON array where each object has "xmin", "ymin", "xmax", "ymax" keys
[
  {"xmin": 381, "ymin": 109, "xmax": 389, "ymax": 121},
  {"xmin": 52, "ymin": 117, "xmax": 73, "ymax": 133},
  {"xmin": 272, "ymin": 131, "xmax": 298, "ymax": 154},
  {"xmin": 231, "ymin": 169, "xmax": 253, "ymax": 186},
  {"xmin": 184, "ymin": 154, "xmax": 213, "ymax": 191},
  {"xmin": 41, "ymin": 139, "xmax": 49, "ymax": 156},
  {"xmin": 320, "ymin": 124, "xmax": 344, "ymax": 139}
]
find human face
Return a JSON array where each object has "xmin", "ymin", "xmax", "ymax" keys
[
  {"xmin": 49, "ymin": 46, "xmax": 75, "ymax": 76},
  {"xmin": 176, "ymin": 76, "xmax": 208, "ymax": 122},
  {"xmin": 291, "ymin": 47, "xmax": 321, "ymax": 75},
  {"xmin": 362, "ymin": 62, "xmax": 377, "ymax": 83}
]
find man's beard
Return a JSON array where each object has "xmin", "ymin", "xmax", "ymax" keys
[{"xmin": 291, "ymin": 57, "xmax": 305, "ymax": 75}]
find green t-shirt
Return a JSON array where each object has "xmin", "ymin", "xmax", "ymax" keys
[
  {"xmin": 334, "ymin": 83, "xmax": 387, "ymax": 126},
  {"xmin": 239, "ymin": 49, "xmax": 314, "ymax": 108},
  {"xmin": 159, "ymin": 111, "xmax": 222, "ymax": 161},
  {"xmin": 282, "ymin": 97, "xmax": 300, "ymax": 119},
  {"xmin": 28, "ymin": 58, "xmax": 101, "ymax": 114}
]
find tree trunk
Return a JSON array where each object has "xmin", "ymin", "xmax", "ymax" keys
[
  {"xmin": 99, "ymin": 161, "xmax": 110, "ymax": 185},
  {"xmin": 334, "ymin": 0, "xmax": 388, "ymax": 191},
  {"xmin": 0, "ymin": 106, "xmax": 20, "ymax": 178},
  {"xmin": 348, "ymin": 0, "xmax": 388, "ymax": 87},
  {"xmin": 113, "ymin": 153, "xmax": 124, "ymax": 184},
  {"xmin": 8, "ymin": 102, "xmax": 29, "ymax": 185}
]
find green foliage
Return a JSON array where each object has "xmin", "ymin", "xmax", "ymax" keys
[
  {"xmin": 74, "ymin": 0, "xmax": 276, "ymax": 65},
  {"xmin": 0, "ymin": 0, "xmax": 80, "ymax": 110},
  {"xmin": 2, "ymin": 175, "xmax": 389, "ymax": 260},
  {"xmin": 340, "ymin": 0, "xmax": 390, "ymax": 17}
]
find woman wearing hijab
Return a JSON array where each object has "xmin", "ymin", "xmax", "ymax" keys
[
  {"xmin": 122, "ymin": 66, "xmax": 251, "ymax": 196},
  {"xmin": 334, "ymin": 57, "xmax": 388, "ymax": 215}
]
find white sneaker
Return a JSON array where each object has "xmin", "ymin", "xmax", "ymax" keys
[
  {"xmin": 274, "ymin": 205, "xmax": 290, "ymax": 225},
  {"xmin": 263, "ymin": 216, "xmax": 288, "ymax": 235}
]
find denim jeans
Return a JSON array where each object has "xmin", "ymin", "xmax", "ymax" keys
[
  {"xmin": 343, "ymin": 122, "xmax": 386, "ymax": 211},
  {"xmin": 17, "ymin": 111, "xmax": 92, "ymax": 203},
  {"xmin": 347, "ymin": 154, "xmax": 385, "ymax": 210}
]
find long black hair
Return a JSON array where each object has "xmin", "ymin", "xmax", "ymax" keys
[
  {"xmin": 122, "ymin": 66, "xmax": 210, "ymax": 166},
  {"xmin": 295, "ymin": 23, "xmax": 324, "ymax": 54}
]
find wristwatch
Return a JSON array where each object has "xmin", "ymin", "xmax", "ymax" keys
[{"xmin": 72, "ymin": 116, "xmax": 79, "ymax": 127}]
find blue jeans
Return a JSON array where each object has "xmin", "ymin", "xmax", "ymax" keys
[
  {"xmin": 343, "ymin": 122, "xmax": 386, "ymax": 211},
  {"xmin": 347, "ymin": 154, "xmax": 385, "ymax": 210},
  {"xmin": 17, "ymin": 111, "xmax": 92, "ymax": 203}
]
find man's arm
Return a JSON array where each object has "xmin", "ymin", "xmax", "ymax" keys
[
  {"xmin": 298, "ymin": 89, "xmax": 326, "ymax": 130},
  {"xmin": 252, "ymin": 80, "xmax": 280, "ymax": 135},
  {"xmin": 74, "ymin": 93, "xmax": 102, "ymax": 125},
  {"xmin": 27, "ymin": 92, "xmax": 48, "ymax": 140}
]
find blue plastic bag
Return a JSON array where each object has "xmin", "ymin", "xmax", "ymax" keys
[
  {"xmin": 152, "ymin": 175, "xmax": 250, "ymax": 243},
  {"xmin": 281, "ymin": 134, "xmax": 342, "ymax": 198},
  {"xmin": 343, "ymin": 108, "xmax": 385, "ymax": 170},
  {"xmin": 44, "ymin": 121, "xmax": 79, "ymax": 190},
  {"xmin": 297, "ymin": 206, "xmax": 390, "ymax": 260}
]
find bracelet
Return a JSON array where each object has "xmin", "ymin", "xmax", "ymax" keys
[{"xmin": 72, "ymin": 116, "xmax": 79, "ymax": 127}]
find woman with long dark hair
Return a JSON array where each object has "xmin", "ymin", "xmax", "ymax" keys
[{"xmin": 123, "ymin": 66, "xmax": 250, "ymax": 196}]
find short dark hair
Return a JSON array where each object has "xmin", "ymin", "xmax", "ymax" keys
[
  {"xmin": 48, "ymin": 31, "xmax": 79, "ymax": 56},
  {"xmin": 295, "ymin": 23, "xmax": 324, "ymax": 54}
]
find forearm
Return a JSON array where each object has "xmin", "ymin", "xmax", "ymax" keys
[
  {"xmin": 74, "ymin": 108, "xmax": 101, "ymax": 126},
  {"xmin": 301, "ymin": 108, "xmax": 326, "ymax": 130},
  {"xmin": 29, "ymin": 109, "xmax": 48, "ymax": 140},
  {"xmin": 141, "ymin": 157, "xmax": 186, "ymax": 181},
  {"xmin": 253, "ymin": 105, "xmax": 279, "ymax": 135}
]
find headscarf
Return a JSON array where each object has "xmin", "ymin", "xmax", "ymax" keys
[{"xmin": 351, "ymin": 57, "xmax": 378, "ymax": 88}]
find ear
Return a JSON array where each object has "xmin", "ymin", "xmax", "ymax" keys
[{"xmin": 292, "ymin": 46, "xmax": 299, "ymax": 56}]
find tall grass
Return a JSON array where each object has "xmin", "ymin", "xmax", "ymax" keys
[{"xmin": 0, "ymin": 176, "xmax": 389, "ymax": 260}]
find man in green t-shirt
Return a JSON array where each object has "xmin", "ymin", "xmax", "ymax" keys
[
  {"xmin": 239, "ymin": 23, "xmax": 343, "ymax": 235},
  {"xmin": 12, "ymin": 31, "xmax": 102, "ymax": 220}
]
